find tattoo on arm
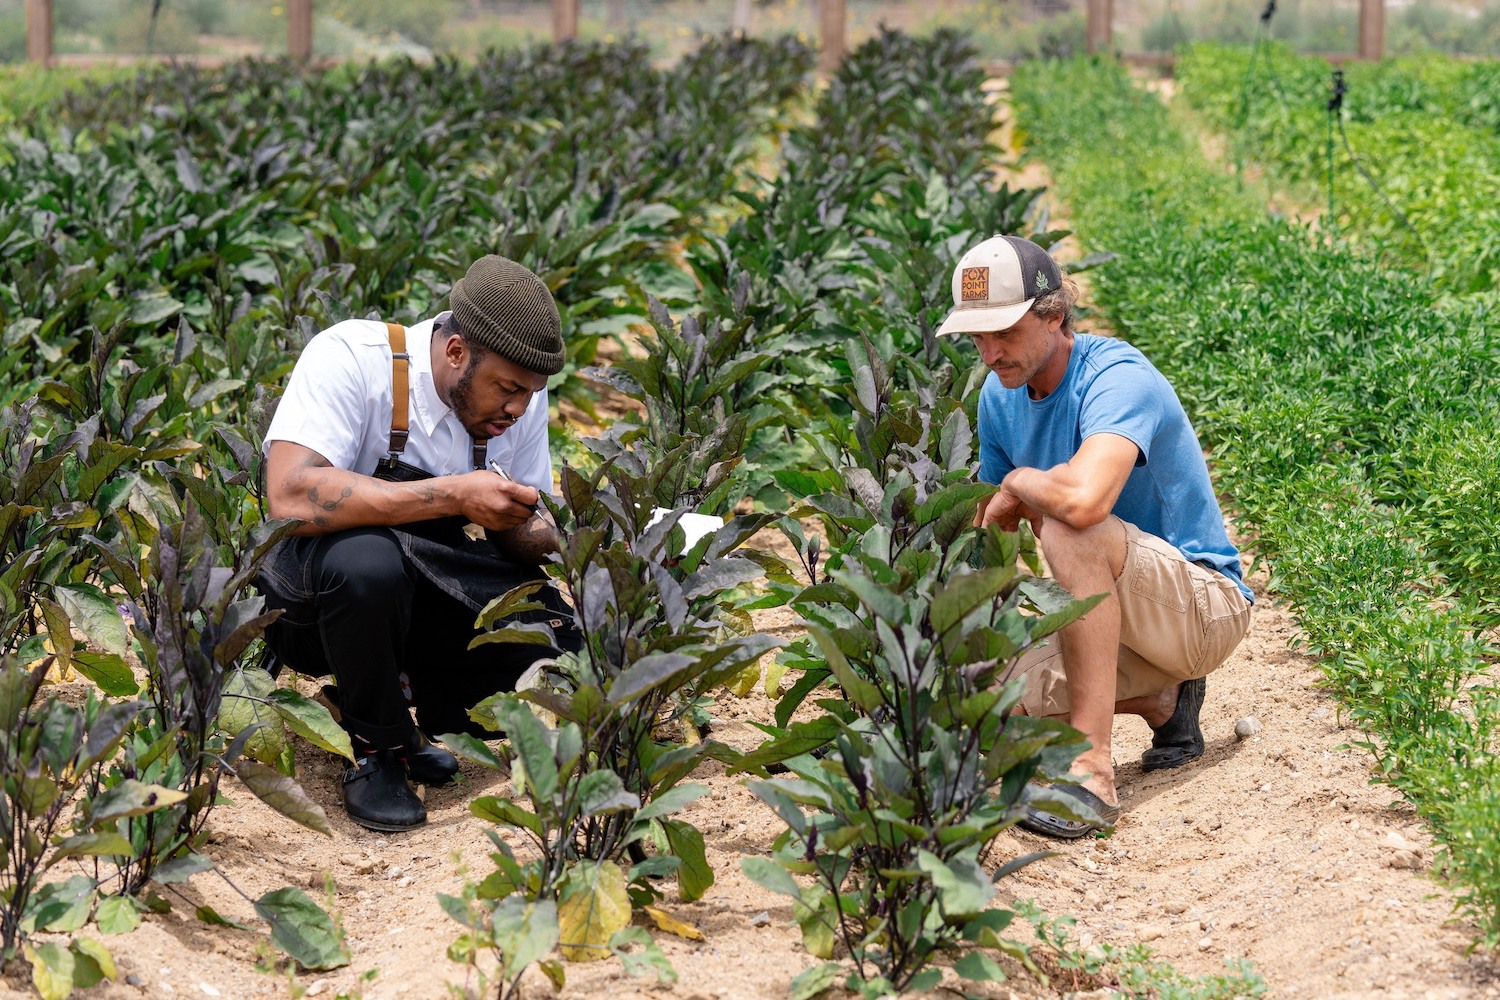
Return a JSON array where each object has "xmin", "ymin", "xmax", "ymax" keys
[{"xmin": 307, "ymin": 485, "xmax": 354, "ymax": 513}]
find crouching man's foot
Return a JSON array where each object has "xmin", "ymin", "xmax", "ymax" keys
[
  {"xmin": 1018, "ymin": 750, "xmax": 1121, "ymax": 841},
  {"xmin": 1141, "ymin": 677, "xmax": 1206, "ymax": 771},
  {"xmin": 402, "ymin": 731, "xmax": 459, "ymax": 786},
  {"xmin": 342, "ymin": 749, "xmax": 426, "ymax": 832}
]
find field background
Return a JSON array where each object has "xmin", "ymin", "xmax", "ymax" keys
[
  {"xmin": 3, "ymin": 8, "xmax": 1500, "ymax": 1000},
  {"xmin": 3, "ymin": 0, "xmax": 1500, "ymax": 64}
]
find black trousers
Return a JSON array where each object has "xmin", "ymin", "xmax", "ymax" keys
[{"xmin": 257, "ymin": 527, "xmax": 576, "ymax": 746}]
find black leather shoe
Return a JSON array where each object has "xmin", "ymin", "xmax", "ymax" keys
[
  {"xmin": 342, "ymin": 749, "xmax": 426, "ymax": 831},
  {"xmin": 1142, "ymin": 677, "xmax": 1207, "ymax": 771},
  {"xmin": 402, "ymin": 732, "xmax": 459, "ymax": 786}
]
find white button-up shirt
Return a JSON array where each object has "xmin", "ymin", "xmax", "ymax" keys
[{"xmin": 264, "ymin": 311, "xmax": 553, "ymax": 492}]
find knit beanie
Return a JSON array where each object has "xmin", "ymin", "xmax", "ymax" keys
[{"xmin": 449, "ymin": 255, "xmax": 565, "ymax": 375}]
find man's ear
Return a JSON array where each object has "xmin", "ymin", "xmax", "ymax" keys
[{"xmin": 444, "ymin": 333, "xmax": 467, "ymax": 371}]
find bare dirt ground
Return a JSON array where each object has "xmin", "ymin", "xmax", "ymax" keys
[{"xmin": 8, "ymin": 553, "xmax": 1498, "ymax": 1000}]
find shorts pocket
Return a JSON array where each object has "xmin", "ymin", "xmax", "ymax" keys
[
  {"xmin": 1126, "ymin": 531, "xmax": 1192, "ymax": 614},
  {"xmin": 1188, "ymin": 575, "xmax": 1252, "ymax": 677}
]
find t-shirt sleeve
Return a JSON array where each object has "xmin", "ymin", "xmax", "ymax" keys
[
  {"xmin": 1078, "ymin": 358, "xmax": 1164, "ymax": 463},
  {"xmin": 976, "ymin": 382, "xmax": 1015, "ymax": 485},
  {"xmin": 263, "ymin": 328, "xmax": 377, "ymax": 471}
]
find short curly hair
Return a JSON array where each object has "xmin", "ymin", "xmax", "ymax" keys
[{"xmin": 1029, "ymin": 274, "xmax": 1081, "ymax": 334}]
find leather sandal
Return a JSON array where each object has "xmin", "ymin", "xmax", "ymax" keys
[
  {"xmin": 402, "ymin": 731, "xmax": 459, "ymax": 786},
  {"xmin": 342, "ymin": 749, "xmax": 427, "ymax": 832},
  {"xmin": 1142, "ymin": 676, "xmax": 1206, "ymax": 771},
  {"xmin": 1018, "ymin": 784, "xmax": 1121, "ymax": 840}
]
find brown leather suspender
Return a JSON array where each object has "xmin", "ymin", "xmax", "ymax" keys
[
  {"xmin": 384, "ymin": 322, "xmax": 488, "ymax": 471},
  {"xmin": 385, "ymin": 323, "xmax": 409, "ymax": 460}
]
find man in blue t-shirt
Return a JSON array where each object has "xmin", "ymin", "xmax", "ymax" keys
[{"xmin": 937, "ymin": 235, "xmax": 1253, "ymax": 840}]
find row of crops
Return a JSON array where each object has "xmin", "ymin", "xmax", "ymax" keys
[
  {"xmin": 0, "ymin": 34, "xmax": 824, "ymax": 995},
  {"xmin": 1010, "ymin": 53, "xmax": 1500, "ymax": 949},
  {"xmin": 1175, "ymin": 41, "xmax": 1500, "ymax": 296},
  {"xmin": 0, "ymin": 31, "xmax": 1273, "ymax": 1000}
]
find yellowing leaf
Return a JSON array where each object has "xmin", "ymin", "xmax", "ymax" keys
[
  {"xmin": 24, "ymin": 943, "xmax": 73, "ymax": 1000},
  {"xmin": 726, "ymin": 661, "xmax": 760, "ymax": 699},
  {"xmin": 643, "ymin": 906, "xmax": 705, "ymax": 942},
  {"xmin": 557, "ymin": 860, "xmax": 631, "ymax": 962},
  {"xmin": 763, "ymin": 657, "xmax": 789, "ymax": 698},
  {"xmin": 72, "ymin": 936, "xmax": 117, "ymax": 982},
  {"xmin": 38, "ymin": 597, "xmax": 74, "ymax": 677}
]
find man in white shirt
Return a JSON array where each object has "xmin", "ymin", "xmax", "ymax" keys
[{"xmin": 256, "ymin": 255, "xmax": 575, "ymax": 832}]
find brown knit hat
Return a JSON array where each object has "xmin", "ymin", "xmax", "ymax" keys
[{"xmin": 449, "ymin": 255, "xmax": 565, "ymax": 375}]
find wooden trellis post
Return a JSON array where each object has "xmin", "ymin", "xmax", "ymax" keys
[
  {"xmin": 1358, "ymin": 0, "xmax": 1385, "ymax": 60},
  {"xmin": 25, "ymin": 0, "xmax": 53, "ymax": 66},
  {"xmin": 819, "ymin": 0, "xmax": 846, "ymax": 75},
  {"xmin": 554, "ymin": 0, "xmax": 579, "ymax": 41},
  {"xmin": 1086, "ymin": 0, "xmax": 1113, "ymax": 54},
  {"xmin": 288, "ymin": 0, "xmax": 313, "ymax": 62}
]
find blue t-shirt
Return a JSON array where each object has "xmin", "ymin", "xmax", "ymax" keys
[{"xmin": 977, "ymin": 334, "xmax": 1252, "ymax": 602}]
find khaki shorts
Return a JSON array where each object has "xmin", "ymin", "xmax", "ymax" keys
[{"xmin": 1008, "ymin": 521, "xmax": 1252, "ymax": 717}]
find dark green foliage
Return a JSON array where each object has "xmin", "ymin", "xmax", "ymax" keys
[
  {"xmin": 0, "ymin": 38, "xmax": 815, "ymax": 413},
  {"xmin": 443, "ymin": 463, "xmax": 785, "ymax": 994},
  {"xmin": 0, "ymin": 659, "xmax": 145, "ymax": 971},
  {"xmin": 581, "ymin": 293, "xmax": 781, "ymax": 514},
  {"xmin": 111, "ymin": 505, "xmax": 314, "ymax": 893},
  {"xmin": 457, "ymin": 462, "xmax": 783, "ymax": 901}
]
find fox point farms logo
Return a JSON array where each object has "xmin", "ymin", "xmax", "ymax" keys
[{"xmin": 961, "ymin": 266, "xmax": 989, "ymax": 301}]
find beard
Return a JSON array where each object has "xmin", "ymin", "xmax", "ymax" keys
[{"xmin": 448, "ymin": 353, "xmax": 509, "ymax": 439}]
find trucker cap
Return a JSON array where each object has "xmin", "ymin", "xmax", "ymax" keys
[{"xmin": 936, "ymin": 235, "xmax": 1063, "ymax": 337}]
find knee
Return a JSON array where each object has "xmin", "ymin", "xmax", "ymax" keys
[
  {"xmin": 1036, "ymin": 516, "xmax": 1126, "ymax": 579},
  {"xmin": 313, "ymin": 530, "xmax": 413, "ymax": 606}
]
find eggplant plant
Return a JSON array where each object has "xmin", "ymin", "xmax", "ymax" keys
[
  {"xmin": 0, "ymin": 658, "xmax": 148, "ymax": 998},
  {"xmin": 104, "ymin": 504, "xmax": 346, "ymax": 895},
  {"xmin": 581, "ymin": 293, "xmax": 783, "ymax": 514},
  {"xmin": 439, "ymin": 462, "xmax": 784, "ymax": 990},
  {"xmin": 739, "ymin": 522, "xmax": 1100, "ymax": 997}
]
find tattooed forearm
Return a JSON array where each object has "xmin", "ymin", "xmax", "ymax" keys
[
  {"xmin": 268, "ymin": 441, "xmax": 464, "ymax": 536},
  {"xmin": 307, "ymin": 485, "xmax": 354, "ymax": 513}
]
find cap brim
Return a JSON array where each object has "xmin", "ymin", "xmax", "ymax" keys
[{"xmin": 935, "ymin": 298, "xmax": 1035, "ymax": 337}]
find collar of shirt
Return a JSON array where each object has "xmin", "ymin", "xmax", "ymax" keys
[{"xmin": 407, "ymin": 310, "xmax": 452, "ymax": 438}]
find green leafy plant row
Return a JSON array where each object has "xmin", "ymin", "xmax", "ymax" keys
[
  {"xmin": 1011, "ymin": 54, "xmax": 1500, "ymax": 949},
  {"xmin": 0, "ymin": 36, "xmax": 815, "ymax": 415},
  {"xmin": 0, "ymin": 35, "xmax": 823, "ymax": 997},
  {"xmin": 1174, "ymin": 41, "xmax": 1500, "ymax": 294}
]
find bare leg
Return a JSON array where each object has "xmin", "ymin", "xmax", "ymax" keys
[
  {"xmin": 1116, "ymin": 685, "xmax": 1179, "ymax": 728},
  {"xmin": 1028, "ymin": 687, "xmax": 1181, "ymax": 733},
  {"xmin": 1035, "ymin": 515, "xmax": 1129, "ymax": 807}
]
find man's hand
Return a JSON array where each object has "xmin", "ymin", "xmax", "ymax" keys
[
  {"xmin": 975, "ymin": 484, "xmax": 1044, "ymax": 534},
  {"xmin": 456, "ymin": 471, "xmax": 542, "ymax": 532}
]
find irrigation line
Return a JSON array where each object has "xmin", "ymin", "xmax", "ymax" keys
[
  {"xmin": 1335, "ymin": 115, "xmax": 1431, "ymax": 266},
  {"xmin": 1325, "ymin": 69, "xmax": 1429, "ymax": 267},
  {"xmin": 1234, "ymin": 3, "xmax": 1291, "ymax": 170}
]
